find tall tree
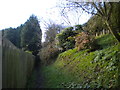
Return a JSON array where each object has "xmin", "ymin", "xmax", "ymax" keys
[
  {"xmin": 59, "ymin": 1, "xmax": 120, "ymax": 42},
  {"xmin": 83, "ymin": 15, "xmax": 107, "ymax": 35},
  {"xmin": 2, "ymin": 27, "xmax": 21, "ymax": 48},
  {"xmin": 44, "ymin": 23, "xmax": 64, "ymax": 44},
  {"xmin": 21, "ymin": 15, "xmax": 42, "ymax": 55}
]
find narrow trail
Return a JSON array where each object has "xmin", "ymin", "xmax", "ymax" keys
[
  {"xmin": 27, "ymin": 56, "xmax": 58, "ymax": 88},
  {"xmin": 26, "ymin": 55, "xmax": 45, "ymax": 88},
  {"xmin": 33, "ymin": 64, "xmax": 44, "ymax": 88},
  {"xmin": 34, "ymin": 55, "xmax": 45, "ymax": 88}
]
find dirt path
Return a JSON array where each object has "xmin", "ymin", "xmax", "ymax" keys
[
  {"xmin": 26, "ymin": 64, "xmax": 45, "ymax": 88},
  {"xmin": 34, "ymin": 66, "xmax": 44, "ymax": 88},
  {"xmin": 26, "ymin": 55, "xmax": 45, "ymax": 88}
]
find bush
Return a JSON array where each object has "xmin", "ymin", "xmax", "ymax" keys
[
  {"xmin": 75, "ymin": 32, "xmax": 98, "ymax": 51},
  {"xmin": 74, "ymin": 24, "xmax": 83, "ymax": 33},
  {"xmin": 39, "ymin": 41, "xmax": 60, "ymax": 65},
  {"xmin": 56, "ymin": 27, "xmax": 77, "ymax": 51}
]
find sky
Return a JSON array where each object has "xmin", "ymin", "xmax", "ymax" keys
[
  {"xmin": 0, "ymin": 0, "xmax": 58, "ymax": 29},
  {"xmin": 0, "ymin": 0, "xmax": 91, "ymax": 42}
]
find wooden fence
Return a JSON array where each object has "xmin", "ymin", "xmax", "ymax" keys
[
  {"xmin": 2, "ymin": 38, "xmax": 35, "ymax": 88},
  {"xmin": 95, "ymin": 29, "xmax": 110, "ymax": 36}
]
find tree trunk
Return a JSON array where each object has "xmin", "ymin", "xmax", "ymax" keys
[{"xmin": 105, "ymin": 20, "xmax": 120, "ymax": 43}]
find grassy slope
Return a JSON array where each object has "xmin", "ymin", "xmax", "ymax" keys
[{"xmin": 42, "ymin": 34, "xmax": 120, "ymax": 88}]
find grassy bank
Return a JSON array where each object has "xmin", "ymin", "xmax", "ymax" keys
[{"xmin": 42, "ymin": 34, "xmax": 120, "ymax": 88}]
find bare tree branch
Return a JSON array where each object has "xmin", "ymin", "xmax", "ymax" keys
[
  {"xmin": 104, "ymin": 2, "xmax": 107, "ymax": 16},
  {"xmin": 92, "ymin": 3, "xmax": 103, "ymax": 16},
  {"xmin": 98, "ymin": 3, "xmax": 105, "ymax": 15},
  {"xmin": 107, "ymin": 2, "xmax": 113, "ymax": 21}
]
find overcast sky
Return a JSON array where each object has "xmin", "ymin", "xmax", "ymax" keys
[
  {"xmin": 0, "ymin": 0, "xmax": 58, "ymax": 29},
  {"xmin": 0, "ymin": 0, "xmax": 91, "ymax": 41}
]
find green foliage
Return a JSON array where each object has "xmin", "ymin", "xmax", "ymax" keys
[
  {"xmin": 74, "ymin": 24, "xmax": 83, "ymax": 32},
  {"xmin": 64, "ymin": 27, "xmax": 73, "ymax": 31},
  {"xmin": 110, "ymin": 2, "xmax": 120, "ymax": 33},
  {"xmin": 21, "ymin": 15, "xmax": 42, "ymax": 55},
  {"xmin": 84, "ymin": 15, "xmax": 107, "ymax": 35},
  {"xmin": 42, "ymin": 34, "xmax": 119, "ymax": 88},
  {"xmin": 26, "ymin": 68, "xmax": 42, "ymax": 88},
  {"xmin": 2, "ymin": 26, "xmax": 22, "ymax": 48},
  {"xmin": 77, "ymin": 2, "xmax": 120, "ymax": 43},
  {"xmin": 56, "ymin": 26, "xmax": 76, "ymax": 51},
  {"xmin": 2, "ymin": 14, "xmax": 43, "ymax": 53},
  {"xmin": 96, "ymin": 34, "xmax": 117, "ymax": 49}
]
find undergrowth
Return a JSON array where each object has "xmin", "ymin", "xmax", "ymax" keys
[{"xmin": 42, "ymin": 34, "xmax": 120, "ymax": 88}]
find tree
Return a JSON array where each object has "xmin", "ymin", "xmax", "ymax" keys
[
  {"xmin": 58, "ymin": 3, "xmax": 84, "ymax": 26},
  {"xmin": 2, "ymin": 27, "xmax": 21, "ymax": 48},
  {"xmin": 21, "ymin": 15, "xmax": 42, "ymax": 56},
  {"xmin": 83, "ymin": 15, "xmax": 107, "ymax": 35},
  {"xmin": 59, "ymin": 1, "xmax": 120, "ymax": 42},
  {"xmin": 110, "ymin": 2, "xmax": 120, "ymax": 33},
  {"xmin": 44, "ymin": 22, "xmax": 64, "ymax": 44}
]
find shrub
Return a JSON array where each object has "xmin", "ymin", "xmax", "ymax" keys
[
  {"xmin": 75, "ymin": 32, "xmax": 98, "ymax": 51},
  {"xmin": 39, "ymin": 41, "xmax": 60, "ymax": 65},
  {"xmin": 56, "ymin": 27, "xmax": 77, "ymax": 51},
  {"xmin": 74, "ymin": 24, "xmax": 83, "ymax": 33}
]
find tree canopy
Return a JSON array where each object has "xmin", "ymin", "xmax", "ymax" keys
[
  {"xmin": 21, "ymin": 15, "xmax": 42, "ymax": 55},
  {"xmin": 2, "ymin": 26, "xmax": 22, "ymax": 48},
  {"xmin": 59, "ymin": 1, "xmax": 120, "ymax": 42}
]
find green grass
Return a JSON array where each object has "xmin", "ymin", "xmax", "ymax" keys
[
  {"xmin": 95, "ymin": 34, "xmax": 118, "ymax": 49},
  {"xmin": 42, "ymin": 34, "xmax": 120, "ymax": 88}
]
